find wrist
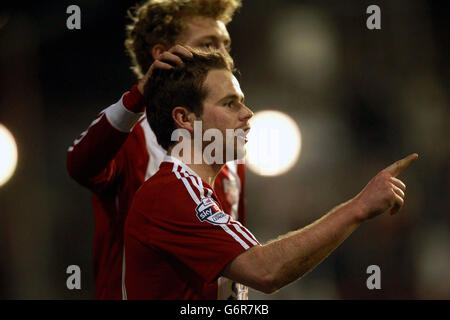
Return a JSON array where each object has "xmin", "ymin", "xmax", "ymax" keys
[
  {"xmin": 348, "ymin": 196, "xmax": 369, "ymax": 223},
  {"xmin": 123, "ymin": 83, "xmax": 145, "ymax": 113}
]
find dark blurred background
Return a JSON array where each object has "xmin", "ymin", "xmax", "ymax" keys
[{"xmin": 0, "ymin": 0, "xmax": 448, "ymax": 299}]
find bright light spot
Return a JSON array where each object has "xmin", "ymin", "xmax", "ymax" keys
[
  {"xmin": 0, "ymin": 124, "xmax": 18, "ymax": 186},
  {"xmin": 246, "ymin": 110, "xmax": 301, "ymax": 176}
]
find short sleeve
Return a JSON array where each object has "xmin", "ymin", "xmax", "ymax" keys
[{"xmin": 131, "ymin": 176, "xmax": 260, "ymax": 284}]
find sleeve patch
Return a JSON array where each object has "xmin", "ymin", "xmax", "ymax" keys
[{"xmin": 195, "ymin": 197, "xmax": 230, "ymax": 225}]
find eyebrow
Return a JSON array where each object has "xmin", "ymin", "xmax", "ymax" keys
[
  {"xmin": 217, "ymin": 93, "xmax": 245, "ymax": 104},
  {"xmin": 196, "ymin": 35, "xmax": 231, "ymax": 47}
]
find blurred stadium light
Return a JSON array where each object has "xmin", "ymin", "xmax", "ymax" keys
[
  {"xmin": 246, "ymin": 110, "xmax": 302, "ymax": 176},
  {"xmin": 0, "ymin": 124, "xmax": 18, "ymax": 187}
]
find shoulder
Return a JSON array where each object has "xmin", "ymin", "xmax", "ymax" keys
[{"xmin": 132, "ymin": 164, "xmax": 204, "ymax": 217}]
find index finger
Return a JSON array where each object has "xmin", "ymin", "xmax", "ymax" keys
[{"xmin": 384, "ymin": 153, "xmax": 419, "ymax": 177}]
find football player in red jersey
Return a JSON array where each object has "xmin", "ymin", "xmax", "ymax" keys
[
  {"xmin": 124, "ymin": 49, "xmax": 418, "ymax": 299},
  {"xmin": 66, "ymin": 0, "xmax": 246, "ymax": 299}
]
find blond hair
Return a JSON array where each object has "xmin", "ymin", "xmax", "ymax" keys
[{"xmin": 125, "ymin": 0, "xmax": 241, "ymax": 78}]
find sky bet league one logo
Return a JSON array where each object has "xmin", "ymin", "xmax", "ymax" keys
[{"xmin": 196, "ymin": 198, "xmax": 230, "ymax": 225}]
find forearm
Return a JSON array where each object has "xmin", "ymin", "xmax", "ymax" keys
[
  {"xmin": 67, "ymin": 85, "xmax": 145, "ymax": 186},
  {"xmin": 223, "ymin": 155, "xmax": 417, "ymax": 294},
  {"xmin": 67, "ymin": 115, "xmax": 129, "ymax": 184},
  {"xmin": 262, "ymin": 199, "xmax": 363, "ymax": 292}
]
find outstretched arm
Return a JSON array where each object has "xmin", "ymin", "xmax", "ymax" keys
[{"xmin": 222, "ymin": 154, "xmax": 419, "ymax": 294}]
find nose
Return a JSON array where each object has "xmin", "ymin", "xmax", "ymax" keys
[{"xmin": 240, "ymin": 104, "xmax": 254, "ymax": 122}]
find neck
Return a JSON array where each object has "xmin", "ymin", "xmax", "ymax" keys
[
  {"xmin": 168, "ymin": 144, "xmax": 224, "ymax": 187},
  {"xmin": 186, "ymin": 163, "xmax": 224, "ymax": 187}
]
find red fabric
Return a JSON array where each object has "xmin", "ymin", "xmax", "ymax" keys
[
  {"xmin": 66, "ymin": 93, "xmax": 248, "ymax": 299},
  {"xmin": 67, "ymin": 114, "xmax": 129, "ymax": 190},
  {"xmin": 122, "ymin": 84, "xmax": 145, "ymax": 113},
  {"xmin": 237, "ymin": 163, "xmax": 247, "ymax": 226},
  {"xmin": 68, "ymin": 115, "xmax": 150, "ymax": 299},
  {"xmin": 124, "ymin": 161, "xmax": 257, "ymax": 299}
]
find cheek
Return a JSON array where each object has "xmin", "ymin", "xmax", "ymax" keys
[{"xmin": 204, "ymin": 112, "xmax": 230, "ymax": 130}]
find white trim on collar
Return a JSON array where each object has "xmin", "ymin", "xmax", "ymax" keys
[{"xmin": 163, "ymin": 155, "xmax": 200, "ymax": 178}]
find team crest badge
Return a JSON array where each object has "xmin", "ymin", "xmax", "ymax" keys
[{"xmin": 195, "ymin": 198, "xmax": 230, "ymax": 225}]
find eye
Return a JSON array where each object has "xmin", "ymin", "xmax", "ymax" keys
[
  {"xmin": 224, "ymin": 101, "xmax": 233, "ymax": 108},
  {"xmin": 203, "ymin": 42, "xmax": 215, "ymax": 49}
]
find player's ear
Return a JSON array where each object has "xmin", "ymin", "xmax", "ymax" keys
[
  {"xmin": 172, "ymin": 107, "xmax": 196, "ymax": 134},
  {"xmin": 151, "ymin": 44, "xmax": 167, "ymax": 60}
]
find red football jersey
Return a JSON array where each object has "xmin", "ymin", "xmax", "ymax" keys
[
  {"xmin": 124, "ymin": 156, "xmax": 259, "ymax": 299},
  {"xmin": 67, "ymin": 89, "xmax": 247, "ymax": 299}
]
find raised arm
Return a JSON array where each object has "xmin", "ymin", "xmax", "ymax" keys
[
  {"xmin": 66, "ymin": 84, "xmax": 145, "ymax": 190},
  {"xmin": 222, "ymin": 154, "xmax": 419, "ymax": 294},
  {"xmin": 67, "ymin": 45, "xmax": 193, "ymax": 191}
]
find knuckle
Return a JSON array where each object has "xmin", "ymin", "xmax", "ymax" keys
[
  {"xmin": 161, "ymin": 51, "xmax": 171, "ymax": 58},
  {"xmin": 378, "ymin": 171, "xmax": 389, "ymax": 180}
]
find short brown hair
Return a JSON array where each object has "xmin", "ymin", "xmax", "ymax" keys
[
  {"xmin": 125, "ymin": 0, "xmax": 241, "ymax": 78},
  {"xmin": 144, "ymin": 49, "xmax": 233, "ymax": 150}
]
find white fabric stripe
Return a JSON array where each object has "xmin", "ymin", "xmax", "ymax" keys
[
  {"xmin": 89, "ymin": 113, "xmax": 103, "ymax": 128},
  {"xmin": 165, "ymin": 155, "xmax": 199, "ymax": 177},
  {"xmin": 187, "ymin": 175, "xmax": 203, "ymax": 199},
  {"xmin": 226, "ymin": 161, "xmax": 241, "ymax": 190},
  {"xmin": 194, "ymin": 177, "xmax": 215, "ymax": 203},
  {"xmin": 196, "ymin": 176, "xmax": 203, "ymax": 189},
  {"xmin": 231, "ymin": 220, "xmax": 260, "ymax": 244},
  {"xmin": 181, "ymin": 176, "xmax": 201, "ymax": 204},
  {"xmin": 221, "ymin": 224, "xmax": 249, "ymax": 250},
  {"xmin": 196, "ymin": 177, "xmax": 206, "ymax": 199},
  {"xmin": 121, "ymin": 247, "xmax": 128, "ymax": 300},
  {"xmin": 170, "ymin": 159, "xmax": 250, "ymax": 250},
  {"xmin": 172, "ymin": 163, "xmax": 180, "ymax": 177},
  {"xmin": 179, "ymin": 168, "xmax": 205, "ymax": 200},
  {"xmin": 230, "ymin": 222, "xmax": 258, "ymax": 246},
  {"xmin": 141, "ymin": 119, "xmax": 167, "ymax": 180},
  {"xmin": 173, "ymin": 165, "xmax": 201, "ymax": 205},
  {"xmin": 68, "ymin": 114, "xmax": 104, "ymax": 152},
  {"xmin": 225, "ymin": 162, "xmax": 240, "ymax": 220},
  {"xmin": 72, "ymin": 129, "xmax": 89, "ymax": 147},
  {"xmin": 179, "ymin": 168, "xmax": 211, "ymax": 201},
  {"xmin": 205, "ymin": 187, "xmax": 214, "ymax": 196},
  {"xmin": 104, "ymin": 93, "xmax": 145, "ymax": 133}
]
